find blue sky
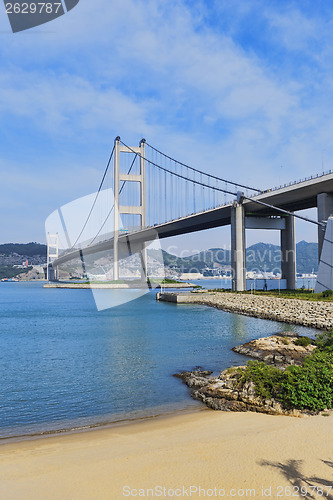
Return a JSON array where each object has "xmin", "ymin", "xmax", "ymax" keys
[{"xmin": 0, "ymin": 0, "xmax": 332, "ymax": 252}]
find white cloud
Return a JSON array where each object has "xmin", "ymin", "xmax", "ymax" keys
[
  {"xmin": 0, "ymin": 0, "xmax": 333, "ymax": 246},
  {"xmin": 264, "ymin": 7, "xmax": 320, "ymax": 52}
]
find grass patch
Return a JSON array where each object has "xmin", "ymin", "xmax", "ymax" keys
[{"xmin": 212, "ymin": 288, "xmax": 333, "ymax": 302}]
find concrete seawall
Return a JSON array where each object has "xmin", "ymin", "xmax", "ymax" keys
[{"xmin": 156, "ymin": 292, "xmax": 333, "ymax": 330}]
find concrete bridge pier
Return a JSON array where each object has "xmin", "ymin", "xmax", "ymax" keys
[
  {"xmin": 317, "ymin": 193, "xmax": 333, "ymax": 260},
  {"xmin": 46, "ymin": 264, "xmax": 58, "ymax": 281},
  {"xmin": 280, "ymin": 215, "xmax": 296, "ymax": 289},
  {"xmin": 231, "ymin": 202, "xmax": 246, "ymax": 291},
  {"xmin": 46, "ymin": 234, "xmax": 59, "ymax": 281}
]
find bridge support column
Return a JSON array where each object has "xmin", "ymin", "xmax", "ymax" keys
[
  {"xmin": 231, "ymin": 202, "xmax": 246, "ymax": 291},
  {"xmin": 281, "ymin": 215, "xmax": 296, "ymax": 289},
  {"xmin": 317, "ymin": 193, "xmax": 333, "ymax": 260}
]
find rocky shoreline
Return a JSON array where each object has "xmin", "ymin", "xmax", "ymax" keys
[
  {"xmin": 175, "ymin": 333, "xmax": 322, "ymax": 417},
  {"xmin": 157, "ymin": 291, "xmax": 333, "ymax": 330},
  {"xmin": 232, "ymin": 333, "xmax": 316, "ymax": 366}
]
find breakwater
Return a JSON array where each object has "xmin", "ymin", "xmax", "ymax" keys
[{"xmin": 157, "ymin": 291, "xmax": 333, "ymax": 330}]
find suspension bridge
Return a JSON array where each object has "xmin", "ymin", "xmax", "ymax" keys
[{"xmin": 46, "ymin": 137, "xmax": 333, "ymax": 292}]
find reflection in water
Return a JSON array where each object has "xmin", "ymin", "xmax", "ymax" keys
[{"xmin": 229, "ymin": 313, "xmax": 248, "ymax": 339}]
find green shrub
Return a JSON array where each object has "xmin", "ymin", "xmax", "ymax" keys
[
  {"xmin": 238, "ymin": 361, "xmax": 284, "ymax": 400},
  {"xmin": 322, "ymin": 289, "xmax": 333, "ymax": 298},
  {"xmin": 280, "ymin": 351, "xmax": 333, "ymax": 410},
  {"xmin": 315, "ymin": 330, "xmax": 333, "ymax": 350},
  {"xmin": 239, "ymin": 343, "xmax": 333, "ymax": 411},
  {"xmin": 294, "ymin": 336, "xmax": 313, "ymax": 347}
]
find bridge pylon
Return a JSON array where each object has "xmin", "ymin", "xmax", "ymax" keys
[
  {"xmin": 113, "ymin": 137, "xmax": 146, "ymax": 281},
  {"xmin": 46, "ymin": 233, "xmax": 59, "ymax": 281}
]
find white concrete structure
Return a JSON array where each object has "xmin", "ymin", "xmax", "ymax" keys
[
  {"xmin": 315, "ymin": 216, "xmax": 333, "ymax": 292},
  {"xmin": 317, "ymin": 193, "xmax": 333, "ymax": 260}
]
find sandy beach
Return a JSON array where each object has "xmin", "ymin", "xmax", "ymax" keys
[{"xmin": 0, "ymin": 409, "xmax": 332, "ymax": 500}]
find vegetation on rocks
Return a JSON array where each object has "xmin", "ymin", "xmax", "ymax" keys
[
  {"xmin": 294, "ymin": 336, "xmax": 313, "ymax": 347},
  {"xmin": 237, "ymin": 361, "xmax": 284, "ymax": 401},
  {"xmin": 239, "ymin": 331, "xmax": 333, "ymax": 411}
]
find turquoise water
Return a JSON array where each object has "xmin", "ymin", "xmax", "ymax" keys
[{"xmin": 0, "ymin": 282, "xmax": 318, "ymax": 439}]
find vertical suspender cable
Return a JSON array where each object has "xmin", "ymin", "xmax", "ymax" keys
[{"xmin": 193, "ymin": 175, "xmax": 196, "ymax": 213}]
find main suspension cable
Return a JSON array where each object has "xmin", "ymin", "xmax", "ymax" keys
[
  {"xmin": 145, "ymin": 141, "xmax": 262, "ymax": 193},
  {"xmin": 70, "ymin": 144, "xmax": 115, "ymax": 249},
  {"xmin": 120, "ymin": 140, "xmax": 238, "ymax": 197},
  {"xmin": 242, "ymin": 195, "xmax": 325, "ymax": 227}
]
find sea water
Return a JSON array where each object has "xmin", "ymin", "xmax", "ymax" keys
[{"xmin": 0, "ymin": 281, "xmax": 318, "ymax": 439}]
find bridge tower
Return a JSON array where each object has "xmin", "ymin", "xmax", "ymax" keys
[
  {"xmin": 46, "ymin": 233, "xmax": 59, "ymax": 281},
  {"xmin": 113, "ymin": 137, "xmax": 146, "ymax": 281}
]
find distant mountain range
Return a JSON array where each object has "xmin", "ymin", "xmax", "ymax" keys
[
  {"xmin": 0, "ymin": 243, "xmax": 47, "ymax": 280},
  {"xmin": 0, "ymin": 242, "xmax": 47, "ymax": 260},
  {"xmin": 0, "ymin": 241, "xmax": 319, "ymax": 279},
  {"xmin": 162, "ymin": 240, "xmax": 318, "ymax": 275}
]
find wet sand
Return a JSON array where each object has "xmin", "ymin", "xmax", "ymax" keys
[{"xmin": 0, "ymin": 409, "xmax": 332, "ymax": 499}]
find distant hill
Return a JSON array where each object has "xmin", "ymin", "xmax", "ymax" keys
[
  {"xmin": 162, "ymin": 241, "xmax": 318, "ymax": 275},
  {"xmin": 296, "ymin": 240, "xmax": 318, "ymax": 274},
  {"xmin": 0, "ymin": 243, "xmax": 46, "ymax": 273},
  {"xmin": 0, "ymin": 241, "xmax": 319, "ymax": 279},
  {"xmin": 0, "ymin": 242, "xmax": 46, "ymax": 257}
]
